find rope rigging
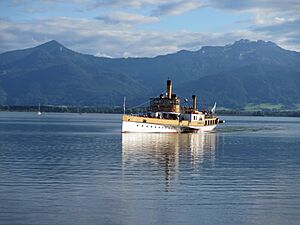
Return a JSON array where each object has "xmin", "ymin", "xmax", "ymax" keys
[
  {"xmin": 125, "ymin": 87, "xmax": 167, "ymax": 111},
  {"xmin": 126, "ymin": 99, "xmax": 150, "ymax": 110}
]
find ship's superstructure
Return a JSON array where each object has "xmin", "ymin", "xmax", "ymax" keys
[{"xmin": 122, "ymin": 80, "xmax": 223, "ymax": 133}]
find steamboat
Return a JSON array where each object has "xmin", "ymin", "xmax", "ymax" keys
[{"xmin": 122, "ymin": 80, "xmax": 223, "ymax": 133}]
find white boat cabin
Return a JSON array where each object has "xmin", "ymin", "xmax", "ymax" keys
[{"xmin": 182, "ymin": 113, "xmax": 205, "ymax": 122}]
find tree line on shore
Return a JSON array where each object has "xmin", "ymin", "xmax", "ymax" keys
[{"xmin": 1, "ymin": 105, "xmax": 300, "ymax": 117}]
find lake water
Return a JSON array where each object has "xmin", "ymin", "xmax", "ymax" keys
[{"xmin": 0, "ymin": 112, "xmax": 299, "ymax": 225}]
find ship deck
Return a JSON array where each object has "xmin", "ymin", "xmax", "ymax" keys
[{"xmin": 122, "ymin": 115, "xmax": 218, "ymax": 127}]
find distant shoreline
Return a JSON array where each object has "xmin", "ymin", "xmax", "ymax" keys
[
  {"xmin": 1, "ymin": 106, "xmax": 300, "ymax": 117},
  {"xmin": 217, "ymin": 110, "xmax": 300, "ymax": 117}
]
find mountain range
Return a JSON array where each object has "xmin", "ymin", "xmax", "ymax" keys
[{"xmin": 0, "ymin": 39, "xmax": 300, "ymax": 109}]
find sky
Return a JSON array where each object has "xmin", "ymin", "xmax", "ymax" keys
[{"xmin": 0, "ymin": 0, "xmax": 300, "ymax": 57}]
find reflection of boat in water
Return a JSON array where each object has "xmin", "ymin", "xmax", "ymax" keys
[
  {"xmin": 122, "ymin": 80, "xmax": 224, "ymax": 133},
  {"xmin": 122, "ymin": 133, "xmax": 217, "ymax": 191}
]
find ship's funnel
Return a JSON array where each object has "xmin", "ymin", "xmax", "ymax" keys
[
  {"xmin": 192, "ymin": 95, "xmax": 197, "ymax": 111},
  {"xmin": 167, "ymin": 79, "xmax": 172, "ymax": 99}
]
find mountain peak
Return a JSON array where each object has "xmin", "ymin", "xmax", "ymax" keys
[
  {"xmin": 40, "ymin": 40, "xmax": 63, "ymax": 47},
  {"xmin": 232, "ymin": 39, "xmax": 278, "ymax": 48},
  {"xmin": 0, "ymin": 38, "xmax": 299, "ymax": 107},
  {"xmin": 234, "ymin": 39, "xmax": 251, "ymax": 44},
  {"xmin": 35, "ymin": 40, "xmax": 68, "ymax": 53}
]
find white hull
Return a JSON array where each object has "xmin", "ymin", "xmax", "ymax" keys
[
  {"xmin": 122, "ymin": 121, "xmax": 178, "ymax": 133},
  {"xmin": 122, "ymin": 121, "xmax": 216, "ymax": 133},
  {"xmin": 186, "ymin": 125, "xmax": 217, "ymax": 132}
]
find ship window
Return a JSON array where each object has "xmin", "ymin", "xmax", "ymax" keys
[
  {"xmin": 151, "ymin": 126, "xmax": 152, "ymax": 128},
  {"xmin": 146, "ymin": 125, "xmax": 148, "ymax": 127},
  {"xmin": 142, "ymin": 125, "xmax": 143, "ymax": 127},
  {"xmin": 137, "ymin": 125, "xmax": 138, "ymax": 127}
]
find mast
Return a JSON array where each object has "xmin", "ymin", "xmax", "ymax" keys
[
  {"xmin": 38, "ymin": 103, "xmax": 42, "ymax": 115},
  {"xmin": 123, "ymin": 96, "xmax": 126, "ymax": 115}
]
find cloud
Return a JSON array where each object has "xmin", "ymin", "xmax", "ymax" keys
[
  {"xmin": 12, "ymin": 0, "xmax": 202, "ymax": 16},
  {"xmin": 0, "ymin": 17, "xmax": 272, "ymax": 58},
  {"xmin": 90, "ymin": 0, "xmax": 170, "ymax": 9},
  {"xmin": 253, "ymin": 19, "xmax": 300, "ymax": 50},
  {"xmin": 208, "ymin": 0, "xmax": 300, "ymax": 12},
  {"xmin": 151, "ymin": 0, "xmax": 203, "ymax": 16},
  {"xmin": 1, "ymin": 1, "xmax": 300, "ymax": 56},
  {"xmin": 8, "ymin": 0, "xmax": 300, "ymax": 14},
  {"xmin": 206, "ymin": 0, "xmax": 300, "ymax": 49},
  {"xmin": 96, "ymin": 12, "xmax": 159, "ymax": 24},
  {"xmin": 207, "ymin": 0, "xmax": 300, "ymax": 26}
]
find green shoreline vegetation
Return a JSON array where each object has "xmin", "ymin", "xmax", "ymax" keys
[{"xmin": 1, "ymin": 105, "xmax": 300, "ymax": 117}]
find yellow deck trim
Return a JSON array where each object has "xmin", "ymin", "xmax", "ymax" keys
[{"xmin": 122, "ymin": 115, "xmax": 217, "ymax": 127}]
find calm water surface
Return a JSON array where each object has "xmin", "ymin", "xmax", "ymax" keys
[{"xmin": 0, "ymin": 112, "xmax": 300, "ymax": 225}]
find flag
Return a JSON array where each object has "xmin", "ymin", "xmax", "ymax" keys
[{"xmin": 211, "ymin": 102, "xmax": 217, "ymax": 113}]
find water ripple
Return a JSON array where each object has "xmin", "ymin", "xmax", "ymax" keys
[{"xmin": 0, "ymin": 113, "xmax": 299, "ymax": 225}]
